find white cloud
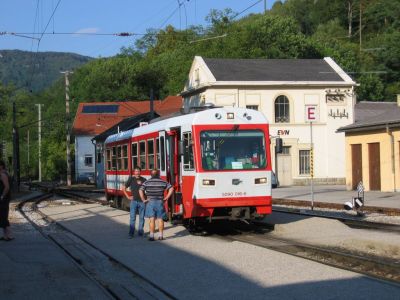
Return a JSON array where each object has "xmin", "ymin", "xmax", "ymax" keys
[{"xmin": 74, "ymin": 27, "xmax": 100, "ymax": 34}]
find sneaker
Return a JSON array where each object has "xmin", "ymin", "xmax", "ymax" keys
[
  {"xmin": 128, "ymin": 234, "xmax": 134, "ymax": 239},
  {"xmin": 138, "ymin": 231, "xmax": 144, "ymax": 237},
  {"xmin": 148, "ymin": 237, "xmax": 155, "ymax": 241},
  {"xmin": 158, "ymin": 237, "xmax": 164, "ymax": 241}
]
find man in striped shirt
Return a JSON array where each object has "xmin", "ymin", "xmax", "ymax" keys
[{"xmin": 139, "ymin": 169, "xmax": 174, "ymax": 241}]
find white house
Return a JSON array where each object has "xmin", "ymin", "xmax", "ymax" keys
[{"xmin": 181, "ymin": 56, "xmax": 357, "ymax": 185}]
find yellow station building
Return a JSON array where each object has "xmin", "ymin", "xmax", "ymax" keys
[{"xmin": 338, "ymin": 97, "xmax": 400, "ymax": 192}]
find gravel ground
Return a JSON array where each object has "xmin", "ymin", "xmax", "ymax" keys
[{"xmin": 40, "ymin": 202, "xmax": 400, "ymax": 299}]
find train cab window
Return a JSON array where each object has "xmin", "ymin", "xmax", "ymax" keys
[
  {"xmin": 131, "ymin": 143, "xmax": 138, "ymax": 169},
  {"xmin": 183, "ymin": 132, "xmax": 194, "ymax": 171},
  {"xmin": 160, "ymin": 137, "xmax": 165, "ymax": 171},
  {"xmin": 117, "ymin": 146, "xmax": 122, "ymax": 170},
  {"xmin": 156, "ymin": 138, "xmax": 160, "ymax": 169},
  {"xmin": 148, "ymin": 139, "xmax": 155, "ymax": 170},
  {"xmin": 112, "ymin": 147, "xmax": 117, "ymax": 170},
  {"xmin": 200, "ymin": 130, "xmax": 266, "ymax": 171},
  {"xmin": 106, "ymin": 149, "xmax": 111, "ymax": 170},
  {"xmin": 122, "ymin": 145, "xmax": 128, "ymax": 170},
  {"xmin": 139, "ymin": 141, "xmax": 146, "ymax": 170}
]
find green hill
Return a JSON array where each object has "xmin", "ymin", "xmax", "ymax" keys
[{"xmin": 0, "ymin": 50, "xmax": 92, "ymax": 92}]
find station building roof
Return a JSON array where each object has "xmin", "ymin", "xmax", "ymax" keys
[
  {"xmin": 337, "ymin": 101, "xmax": 400, "ymax": 133},
  {"xmin": 72, "ymin": 96, "xmax": 182, "ymax": 136}
]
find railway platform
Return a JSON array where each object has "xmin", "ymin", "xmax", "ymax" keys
[
  {"xmin": 2, "ymin": 189, "xmax": 400, "ymax": 299},
  {"xmin": 0, "ymin": 192, "xmax": 112, "ymax": 299},
  {"xmin": 273, "ymin": 185, "xmax": 400, "ymax": 213}
]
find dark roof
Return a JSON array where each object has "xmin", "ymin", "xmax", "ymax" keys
[
  {"xmin": 203, "ymin": 58, "xmax": 346, "ymax": 82},
  {"xmin": 92, "ymin": 112, "xmax": 160, "ymax": 142},
  {"xmin": 338, "ymin": 101, "xmax": 400, "ymax": 132}
]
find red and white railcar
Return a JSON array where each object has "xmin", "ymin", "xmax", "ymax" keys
[{"xmin": 104, "ymin": 107, "xmax": 272, "ymax": 223}]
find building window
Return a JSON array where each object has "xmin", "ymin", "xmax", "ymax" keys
[
  {"xmin": 97, "ymin": 151, "xmax": 102, "ymax": 164},
  {"xmin": 148, "ymin": 139, "xmax": 155, "ymax": 170},
  {"xmin": 275, "ymin": 95, "xmax": 290, "ymax": 123},
  {"xmin": 281, "ymin": 146, "xmax": 291, "ymax": 155},
  {"xmin": 139, "ymin": 141, "xmax": 146, "ymax": 170},
  {"xmin": 122, "ymin": 145, "xmax": 128, "ymax": 170},
  {"xmin": 246, "ymin": 105, "xmax": 259, "ymax": 111},
  {"xmin": 84, "ymin": 155, "xmax": 93, "ymax": 167},
  {"xmin": 131, "ymin": 143, "xmax": 138, "ymax": 169},
  {"xmin": 183, "ymin": 132, "xmax": 194, "ymax": 171},
  {"xmin": 299, "ymin": 150, "xmax": 310, "ymax": 175}
]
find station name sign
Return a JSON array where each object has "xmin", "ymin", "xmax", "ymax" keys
[{"xmin": 305, "ymin": 105, "xmax": 319, "ymax": 123}]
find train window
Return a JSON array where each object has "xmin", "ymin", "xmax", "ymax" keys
[
  {"xmin": 139, "ymin": 141, "xmax": 146, "ymax": 170},
  {"xmin": 117, "ymin": 146, "xmax": 122, "ymax": 170},
  {"xmin": 183, "ymin": 132, "xmax": 194, "ymax": 171},
  {"xmin": 131, "ymin": 143, "xmax": 138, "ymax": 169},
  {"xmin": 200, "ymin": 130, "xmax": 267, "ymax": 171},
  {"xmin": 122, "ymin": 145, "xmax": 128, "ymax": 170},
  {"xmin": 106, "ymin": 149, "xmax": 111, "ymax": 170},
  {"xmin": 148, "ymin": 139, "xmax": 155, "ymax": 170},
  {"xmin": 155, "ymin": 138, "xmax": 160, "ymax": 169},
  {"xmin": 112, "ymin": 147, "xmax": 117, "ymax": 170},
  {"xmin": 160, "ymin": 137, "xmax": 165, "ymax": 171}
]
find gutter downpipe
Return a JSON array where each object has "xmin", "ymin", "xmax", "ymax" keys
[{"xmin": 386, "ymin": 124, "xmax": 396, "ymax": 192}]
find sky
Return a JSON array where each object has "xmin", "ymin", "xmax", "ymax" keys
[{"xmin": 1, "ymin": 0, "xmax": 278, "ymax": 58}]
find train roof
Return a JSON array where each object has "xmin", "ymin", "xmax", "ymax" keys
[{"xmin": 105, "ymin": 107, "xmax": 269, "ymax": 144}]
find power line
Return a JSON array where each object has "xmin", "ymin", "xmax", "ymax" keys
[{"xmin": 232, "ymin": 0, "xmax": 263, "ymax": 20}]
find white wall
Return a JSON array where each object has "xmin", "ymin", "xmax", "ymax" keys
[
  {"xmin": 182, "ymin": 57, "xmax": 355, "ymax": 183},
  {"xmin": 74, "ymin": 135, "xmax": 95, "ymax": 180}
]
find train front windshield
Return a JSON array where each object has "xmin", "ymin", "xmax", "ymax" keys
[{"xmin": 200, "ymin": 130, "xmax": 267, "ymax": 170}]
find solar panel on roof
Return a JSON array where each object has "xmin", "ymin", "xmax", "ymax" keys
[{"xmin": 82, "ymin": 104, "xmax": 119, "ymax": 114}]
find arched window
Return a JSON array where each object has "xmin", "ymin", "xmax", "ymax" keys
[{"xmin": 275, "ymin": 95, "xmax": 290, "ymax": 123}]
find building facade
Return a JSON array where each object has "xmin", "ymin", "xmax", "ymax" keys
[
  {"xmin": 338, "ymin": 99, "xmax": 400, "ymax": 192},
  {"xmin": 181, "ymin": 56, "xmax": 357, "ymax": 185},
  {"xmin": 72, "ymin": 97, "xmax": 182, "ymax": 185}
]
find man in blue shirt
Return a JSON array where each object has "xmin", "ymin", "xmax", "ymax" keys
[
  {"xmin": 139, "ymin": 169, "xmax": 174, "ymax": 241},
  {"xmin": 123, "ymin": 166, "xmax": 146, "ymax": 238}
]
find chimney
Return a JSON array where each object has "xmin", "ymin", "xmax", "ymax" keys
[{"xmin": 397, "ymin": 94, "xmax": 400, "ymax": 107}]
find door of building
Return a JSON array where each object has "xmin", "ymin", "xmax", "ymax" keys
[
  {"xmin": 277, "ymin": 146, "xmax": 293, "ymax": 186},
  {"xmin": 351, "ymin": 144, "xmax": 362, "ymax": 190},
  {"xmin": 368, "ymin": 143, "xmax": 381, "ymax": 190}
]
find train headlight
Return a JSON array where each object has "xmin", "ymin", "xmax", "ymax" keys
[
  {"xmin": 255, "ymin": 177, "xmax": 267, "ymax": 184},
  {"xmin": 227, "ymin": 112, "xmax": 234, "ymax": 119},
  {"xmin": 203, "ymin": 179, "xmax": 215, "ymax": 186}
]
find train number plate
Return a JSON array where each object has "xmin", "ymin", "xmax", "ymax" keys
[{"xmin": 222, "ymin": 192, "xmax": 247, "ymax": 197}]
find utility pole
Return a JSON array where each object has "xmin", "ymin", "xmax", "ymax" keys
[
  {"xmin": 264, "ymin": 0, "xmax": 267, "ymax": 14},
  {"xmin": 27, "ymin": 130, "xmax": 30, "ymax": 178},
  {"xmin": 61, "ymin": 71, "xmax": 73, "ymax": 186},
  {"xmin": 35, "ymin": 104, "xmax": 42, "ymax": 182},
  {"xmin": 12, "ymin": 101, "xmax": 20, "ymax": 191},
  {"xmin": 359, "ymin": 0, "xmax": 362, "ymax": 51}
]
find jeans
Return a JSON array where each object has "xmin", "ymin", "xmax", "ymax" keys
[{"xmin": 129, "ymin": 200, "xmax": 145, "ymax": 236}]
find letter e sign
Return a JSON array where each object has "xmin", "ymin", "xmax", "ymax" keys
[{"xmin": 305, "ymin": 105, "xmax": 319, "ymax": 122}]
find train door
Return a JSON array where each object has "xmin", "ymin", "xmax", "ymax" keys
[
  {"xmin": 166, "ymin": 128, "xmax": 182, "ymax": 219},
  {"xmin": 158, "ymin": 131, "xmax": 167, "ymax": 179}
]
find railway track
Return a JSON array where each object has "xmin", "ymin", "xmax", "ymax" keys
[
  {"xmin": 17, "ymin": 192, "xmax": 176, "ymax": 300},
  {"xmin": 212, "ymin": 222, "xmax": 400, "ymax": 286}
]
